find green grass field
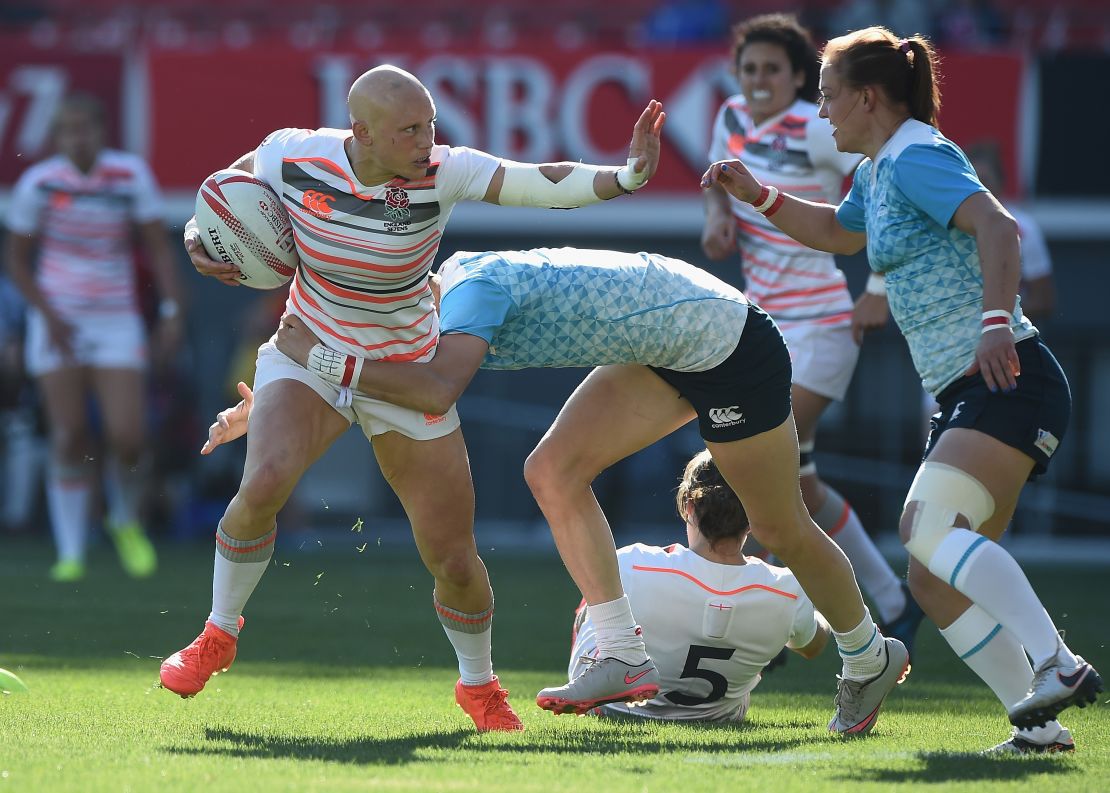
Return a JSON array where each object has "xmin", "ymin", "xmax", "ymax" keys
[{"xmin": 2, "ymin": 535, "xmax": 1107, "ymax": 792}]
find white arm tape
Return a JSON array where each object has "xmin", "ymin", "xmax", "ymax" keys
[
  {"xmin": 865, "ymin": 273, "xmax": 887, "ymax": 295},
  {"xmin": 497, "ymin": 162, "xmax": 604, "ymax": 208},
  {"xmin": 307, "ymin": 343, "xmax": 364, "ymax": 389},
  {"xmin": 616, "ymin": 157, "xmax": 649, "ymax": 192}
]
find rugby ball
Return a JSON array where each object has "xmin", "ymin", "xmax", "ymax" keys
[{"xmin": 195, "ymin": 169, "xmax": 298, "ymax": 289}]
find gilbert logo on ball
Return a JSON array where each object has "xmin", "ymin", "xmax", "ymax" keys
[{"xmin": 195, "ymin": 169, "xmax": 299, "ymax": 290}]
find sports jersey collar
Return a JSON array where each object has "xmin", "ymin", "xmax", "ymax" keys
[{"xmin": 744, "ymin": 97, "xmax": 807, "ymax": 136}]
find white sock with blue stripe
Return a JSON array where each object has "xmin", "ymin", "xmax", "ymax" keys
[
  {"xmin": 940, "ymin": 604, "xmax": 1064, "ymax": 742},
  {"xmin": 927, "ymin": 529, "xmax": 1077, "ymax": 668},
  {"xmin": 834, "ymin": 611, "xmax": 886, "ymax": 680}
]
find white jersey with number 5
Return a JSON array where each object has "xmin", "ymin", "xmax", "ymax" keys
[{"xmin": 570, "ymin": 542, "xmax": 817, "ymax": 722}]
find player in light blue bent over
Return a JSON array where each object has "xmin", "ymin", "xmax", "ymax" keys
[
  {"xmin": 212, "ymin": 246, "xmax": 911, "ymax": 734},
  {"xmin": 703, "ymin": 26, "xmax": 1102, "ymax": 754}
]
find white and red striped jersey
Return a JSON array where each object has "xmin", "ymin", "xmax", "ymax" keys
[
  {"xmin": 6, "ymin": 151, "xmax": 164, "ymax": 316},
  {"xmin": 708, "ymin": 97, "xmax": 862, "ymax": 330},
  {"xmin": 253, "ymin": 128, "xmax": 501, "ymax": 362},
  {"xmin": 573, "ymin": 543, "xmax": 817, "ymax": 722}
]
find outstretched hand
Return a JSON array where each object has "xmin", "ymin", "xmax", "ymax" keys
[
  {"xmin": 201, "ymin": 381, "xmax": 253, "ymax": 454},
  {"xmin": 627, "ymin": 100, "xmax": 666, "ymax": 182}
]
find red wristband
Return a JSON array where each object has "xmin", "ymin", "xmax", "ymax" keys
[{"xmin": 763, "ymin": 193, "xmax": 786, "ymax": 217}]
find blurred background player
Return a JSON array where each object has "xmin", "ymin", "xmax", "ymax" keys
[
  {"xmin": 3, "ymin": 93, "xmax": 185, "ymax": 582},
  {"xmin": 0, "ymin": 268, "xmax": 44, "ymax": 535},
  {"xmin": 159, "ymin": 65, "xmax": 664, "ymax": 734},
  {"xmin": 704, "ymin": 26, "xmax": 1102, "ymax": 753},
  {"xmin": 701, "ymin": 14, "xmax": 922, "ymax": 652},
  {"xmin": 568, "ymin": 449, "xmax": 829, "ymax": 722}
]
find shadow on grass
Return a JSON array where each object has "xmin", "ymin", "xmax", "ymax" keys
[
  {"xmin": 837, "ymin": 750, "xmax": 1079, "ymax": 783},
  {"xmin": 164, "ymin": 721, "xmax": 820, "ymax": 766}
]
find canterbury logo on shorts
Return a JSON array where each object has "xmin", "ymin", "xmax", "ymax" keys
[
  {"xmin": 302, "ymin": 190, "xmax": 336, "ymax": 218},
  {"xmin": 709, "ymin": 406, "xmax": 744, "ymax": 428}
]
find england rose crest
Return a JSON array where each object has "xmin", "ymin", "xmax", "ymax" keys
[{"xmin": 384, "ymin": 187, "xmax": 411, "ymax": 222}]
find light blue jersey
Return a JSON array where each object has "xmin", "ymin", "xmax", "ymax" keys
[
  {"xmin": 835, "ymin": 120, "xmax": 1037, "ymax": 395},
  {"xmin": 437, "ymin": 248, "xmax": 750, "ymax": 372}
]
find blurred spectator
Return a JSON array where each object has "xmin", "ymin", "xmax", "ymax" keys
[
  {"xmin": 937, "ymin": 0, "xmax": 1006, "ymax": 49},
  {"xmin": 639, "ymin": 0, "xmax": 728, "ymax": 46},
  {"xmin": 4, "ymin": 93, "xmax": 185, "ymax": 582},
  {"xmin": 828, "ymin": 0, "xmax": 933, "ymax": 38},
  {"xmin": 0, "ymin": 270, "xmax": 44, "ymax": 534}
]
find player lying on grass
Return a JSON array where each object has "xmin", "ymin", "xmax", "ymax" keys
[
  {"xmin": 206, "ymin": 246, "xmax": 910, "ymax": 735},
  {"xmin": 569, "ymin": 449, "xmax": 830, "ymax": 722},
  {"xmin": 162, "ymin": 63, "xmax": 665, "ymax": 734}
]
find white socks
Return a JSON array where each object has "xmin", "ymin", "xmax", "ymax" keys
[
  {"xmin": 208, "ymin": 523, "xmax": 276, "ymax": 636},
  {"xmin": 590, "ymin": 595, "xmax": 649, "ymax": 666},
  {"xmin": 47, "ymin": 463, "xmax": 91, "ymax": 562},
  {"xmin": 814, "ymin": 486, "xmax": 906, "ymax": 623},
  {"xmin": 928, "ymin": 529, "xmax": 1076, "ymax": 668},
  {"xmin": 940, "ymin": 604, "xmax": 1064, "ymax": 742},
  {"xmin": 834, "ymin": 611, "xmax": 887, "ymax": 680},
  {"xmin": 434, "ymin": 594, "xmax": 495, "ymax": 686}
]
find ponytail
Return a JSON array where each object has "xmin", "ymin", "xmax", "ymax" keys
[{"xmin": 823, "ymin": 27, "xmax": 942, "ymax": 128}]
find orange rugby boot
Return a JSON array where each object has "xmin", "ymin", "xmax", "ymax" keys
[
  {"xmin": 160, "ymin": 616, "xmax": 245, "ymax": 697},
  {"xmin": 455, "ymin": 676, "xmax": 524, "ymax": 732}
]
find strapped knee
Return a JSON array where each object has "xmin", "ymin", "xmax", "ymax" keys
[{"xmin": 903, "ymin": 462, "xmax": 995, "ymax": 563}]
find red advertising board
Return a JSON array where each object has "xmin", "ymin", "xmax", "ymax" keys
[
  {"xmin": 0, "ymin": 45, "xmax": 1025, "ymax": 198},
  {"xmin": 0, "ymin": 53, "xmax": 123, "ymax": 185},
  {"xmin": 147, "ymin": 46, "xmax": 1027, "ymax": 197}
]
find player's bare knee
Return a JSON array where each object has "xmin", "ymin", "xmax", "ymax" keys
[
  {"xmin": 428, "ymin": 548, "xmax": 481, "ymax": 590},
  {"xmin": 523, "ymin": 447, "xmax": 576, "ymax": 500},
  {"xmin": 238, "ymin": 460, "xmax": 298, "ymax": 512},
  {"xmin": 50, "ymin": 428, "xmax": 88, "ymax": 463}
]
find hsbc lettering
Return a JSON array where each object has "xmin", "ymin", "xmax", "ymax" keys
[{"xmin": 314, "ymin": 53, "xmax": 733, "ymax": 171}]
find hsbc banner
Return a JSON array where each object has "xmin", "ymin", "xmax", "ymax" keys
[
  {"xmin": 0, "ymin": 53, "xmax": 123, "ymax": 185},
  {"xmin": 0, "ymin": 47, "xmax": 1024, "ymax": 199},
  {"xmin": 147, "ymin": 47, "xmax": 1026, "ymax": 197}
]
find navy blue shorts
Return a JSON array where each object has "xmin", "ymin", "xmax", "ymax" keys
[
  {"xmin": 925, "ymin": 337, "xmax": 1071, "ymax": 479},
  {"xmin": 649, "ymin": 305, "xmax": 793, "ymax": 443}
]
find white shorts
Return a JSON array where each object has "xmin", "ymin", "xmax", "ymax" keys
[
  {"xmin": 25, "ymin": 309, "xmax": 147, "ymax": 377},
  {"xmin": 780, "ymin": 322, "xmax": 858, "ymax": 402},
  {"xmin": 253, "ymin": 340, "xmax": 461, "ymax": 441}
]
